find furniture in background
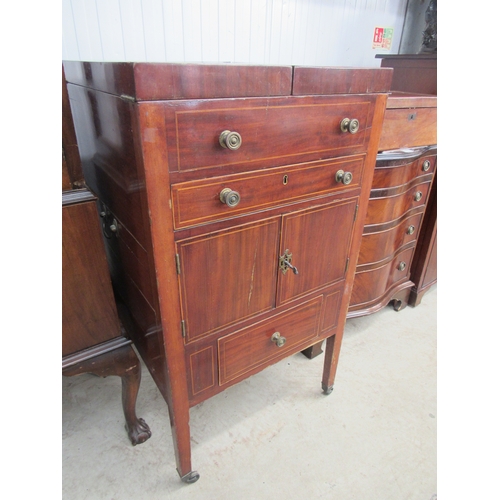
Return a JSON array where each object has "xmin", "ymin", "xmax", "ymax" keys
[
  {"xmin": 376, "ymin": 54, "xmax": 437, "ymax": 95},
  {"xmin": 62, "ymin": 68, "xmax": 151, "ymax": 446},
  {"xmin": 64, "ymin": 61, "xmax": 391, "ymax": 482},
  {"xmin": 348, "ymin": 91, "xmax": 437, "ymax": 316}
]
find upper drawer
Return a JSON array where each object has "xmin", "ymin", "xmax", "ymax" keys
[
  {"xmin": 378, "ymin": 107, "xmax": 437, "ymax": 151},
  {"xmin": 163, "ymin": 95, "xmax": 377, "ymax": 173},
  {"xmin": 171, "ymin": 155, "xmax": 365, "ymax": 229}
]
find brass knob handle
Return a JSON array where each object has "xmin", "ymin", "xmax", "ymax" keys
[
  {"xmin": 335, "ymin": 170, "xmax": 353, "ymax": 185},
  {"xmin": 340, "ymin": 118, "xmax": 360, "ymax": 134},
  {"xmin": 219, "ymin": 130, "xmax": 242, "ymax": 150},
  {"xmin": 414, "ymin": 191, "xmax": 423, "ymax": 202},
  {"xmin": 219, "ymin": 188, "xmax": 241, "ymax": 207},
  {"xmin": 422, "ymin": 160, "xmax": 431, "ymax": 171},
  {"xmin": 397, "ymin": 261, "xmax": 407, "ymax": 271},
  {"xmin": 407, "ymin": 225, "xmax": 415, "ymax": 235},
  {"xmin": 271, "ymin": 332, "xmax": 286, "ymax": 347}
]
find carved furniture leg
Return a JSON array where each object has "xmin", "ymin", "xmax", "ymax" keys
[{"xmin": 63, "ymin": 343, "xmax": 151, "ymax": 446}]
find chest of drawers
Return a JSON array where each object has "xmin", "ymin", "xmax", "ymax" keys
[
  {"xmin": 348, "ymin": 92, "xmax": 437, "ymax": 317},
  {"xmin": 64, "ymin": 62, "xmax": 390, "ymax": 483}
]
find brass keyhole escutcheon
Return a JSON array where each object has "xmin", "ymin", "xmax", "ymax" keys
[
  {"xmin": 407, "ymin": 225, "xmax": 415, "ymax": 235},
  {"xmin": 279, "ymin": 249, "xmax": 299, "ymax": 275},
  {"xmin": 414, "ymin": 191, "xmax": 423, "ymax": 202},
  {"xmin": 397, "ymin": 261, "xmax": 407, "ymax": 271},
  {"xmin": 283, "ymin": 174, "xmax": 289, "ymax": 185},
  {"xmin": 271, "ymin": 332, "xmax": 286, "ymax": 347},
  {"xmin": 422, "ymin": 160, "xmax": 431, "ymax": 171}
]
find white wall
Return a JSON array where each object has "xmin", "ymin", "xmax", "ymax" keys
[{"xmin": 62, "ymin": 0, "xmax": 409, "ymax": 67}]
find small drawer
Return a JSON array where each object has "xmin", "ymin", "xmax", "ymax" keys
[
  {"xmin": 358, "ymin": 212, "xmax": 424, "ymax": 266},
  {"xmin": 372, "ymin": 154, "xmax": 436, "ymax": 190},
  {"xmin": 164, "ymin": 95, "xmax": 375, "ymax": 173},
  {"xmin": 364, "ymin": 180, "xmax": 431, "ymax": 226},
  {"xmin": 350, "ymin": 247, "xmax": 415, "ymax": 308},
  {"xmin": 218, "ymin": 296, "xmax": 323, "ymax": 386},
  {"xmin": 172, "ymin": 156, "xmax": 365, "ymax": 229},
  {"xmin": 378, "ymin": 107, "xmax": 437, "ymax": 151}
]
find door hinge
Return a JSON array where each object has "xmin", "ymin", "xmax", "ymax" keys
[
  {"xmin": 175, "ymin": 254, "xmax": 181, "ymax": 275},
  {"xmin": 354, "ymin": 204, "xmax": 359, "ymax": 222},
  {"xmin": 181, "ymin": 320, "xmax": 186, "ymax": 338},
  {"xmin": 345, "ymin": 257, "xmax": 350, "ymax": 274}
]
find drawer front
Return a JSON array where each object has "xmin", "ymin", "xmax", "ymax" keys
[
  {"xmin": 164, "ymin": 96, "xmax": 374, "ymax": 173},
  {"xmin": 350, "ymin": 247, "xmax": 414, "ymax": 307},
  {"xmin": 358, "ymin": 212, "xmax": 423, "ymax": 266},
  {"xmin": 372, "ymin": 154, "xmax": 436, "ymax": 190},
  {"xmin": 218, "ymin": 296, "xmax": 323, "ymax": 386},
  {"xmin": 364, "ymin": 180, "xmax": 431, "ymax": 226},
  {"xmin": 172, "ymin": 156, "xmax": 365, "ymax": 229},
  {"xmin": 378, "ymin": 107, "xmax": 437, "ymax": 151}
]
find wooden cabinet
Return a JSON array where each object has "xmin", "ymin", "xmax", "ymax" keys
[
  {"xmin": 62, "ymin": 67, "xmax": 151, "ymax": 446},
  {"xmin": 348, "ymin": 92, "xmax": 437, "ymax": 317},
  {"xmin": 64, "ymin": 62, "xmax": 390, "ymax": 483}
]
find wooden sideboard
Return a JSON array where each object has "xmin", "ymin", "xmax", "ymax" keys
[
  {"xmin": 62, "ymin": 67, "xmax": 151, "ymax": 446},
  {"xmin": 64, "ymin": 61, "xmax": 391, "ymax": 483},
  {"xmin": 348, "ymin": 92, "xmax": 437, "ymax": 316}
]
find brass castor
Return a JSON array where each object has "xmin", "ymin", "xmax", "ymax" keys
[{"xmin": 180, "ymin": 471, "xmax": 200, "ymax": 484}]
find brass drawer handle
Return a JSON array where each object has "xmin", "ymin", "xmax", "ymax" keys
[
  {"xmin": 397, "ymin": 261, "xmax": 407, "ymax": 271},
  {"xmin": 422, "ymin": 160, "xmax": 431, "ymax": 171},
  {"xmin": 414, "ymin": 191, "xmax": 423, "ymax": 202},
  {"xmin": 219, "ymin": 188, "xmax": 241, "ymax": 207},
  {"xmin": 219, "ymin": 130, "xmax": 242, "ymax": 150},
  {"xmin": 340, "ymin": 118, "xmax": 360, "ymax": 134},
  {"xmin": 335, "ymin": 170, "xmax": 353, "ymax": 185},
  {"xmin": 271, "ymin": 332, "xmax": 286, "ymax": 347},
  {"xmin": 407, "ymin": 225, "xmax": 415, "ymax": 235}
]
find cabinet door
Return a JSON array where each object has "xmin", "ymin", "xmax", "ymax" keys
[
  {"xmin": 277, "ymin": 197, "xmax": 358, "ymax": 305},
  {"xmin": 177, "ymin": 218, "xmax": 281, "ymax": 343}
]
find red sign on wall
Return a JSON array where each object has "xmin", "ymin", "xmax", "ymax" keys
[{"xmin": 373, "ymin": 27, "xmax": 393, "ymax": 49}]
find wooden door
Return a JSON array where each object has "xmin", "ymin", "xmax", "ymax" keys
[
  {"xmin": 277, "ymin": 197, "xmax": 359, "ymax": 305},
  {"xmin": 176, "ymin": 218, "xmax": 281, "ymax": 343}
]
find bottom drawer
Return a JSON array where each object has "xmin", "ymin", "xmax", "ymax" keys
[
  {"xmin": 218, "ymin": 296, "xmax": 323, "ymax": 386},
  {"xmin": 350, "ymin": 247, "xmax": 415, "ymax": 308}
]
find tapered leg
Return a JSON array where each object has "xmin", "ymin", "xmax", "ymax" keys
[
  {"xmin": 63, "ymin": 344, "xmax": 151, "ymax": 445},
  {"xmin": 321, "ymin": 334, "xmax": 337, "ymax": 395}
]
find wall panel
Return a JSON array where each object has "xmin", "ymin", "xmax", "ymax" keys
[{"xmin": 62, "ymin": 0, "xmax": 408, "ymax": 67}]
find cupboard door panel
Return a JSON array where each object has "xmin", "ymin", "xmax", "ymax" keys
[
  {"xmin": 277, "ymin": 198, "xmax": 358, "ymax": 305},
  {"xmin": 177, "ymin": 218, "xmax": 280, "ymax": 342}
]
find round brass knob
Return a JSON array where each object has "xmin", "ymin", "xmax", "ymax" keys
[
  {"xmin": 397, "ymin": 261, "xmax": 407, "ymax": 271},
  {"xmin": 422, "ymin": 160, "xmax": 431, "ymax": 171},
  {"xmin": 219, "ymin": 188, "xmax": 241, "ymax": 207},
  {"xmin": 335, "ymin": 170, "xmax": 353, "ymax": 185},
  {"xmin": 219, "ymin": 130, "xmax": 242, "ymax": 150},
  {"xmin": 407, "ymin": 225, "xmax": 415, "ymax": 235},
  {"xmin": 271, "ymin": 332, "xmax": 286, "ymax": 347},
  {"xmin": 414, "ymin": 191, "xmax": 423, "ymax": 202},
  {"xmin": 340, "ymin": 118, "xmax": 360, "ymax": 134}
]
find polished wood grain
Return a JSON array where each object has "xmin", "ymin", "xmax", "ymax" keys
[
  {"xmin": 171, "ymin": 156, "xmax": 365, "ymax": 229},
  {"xmin": 219, "ymin": 296, "xmax": 323, "ymax": 385},
  {"xmin": 292, "ymin": 66, "xmax": 393, "ymax": 95},
  {"xmin": 65, "ymin": 62, "xmax": 390, "ymax": 483},
  {"xmin": 62, "ymin": 196, "xmax": 121, "ymax": 356},
  {"xmin": 164, "ymin": 95, "xmax": 375, "ymax": 173}
]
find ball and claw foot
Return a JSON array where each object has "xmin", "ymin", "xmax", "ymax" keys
[
  {"xmin": 322, "ymin": 383, "xmax": 334, "ymax": 395},
  {"xmin": 126, "ymin": 418, "xmax": 152, "ymax": 446},
  {"xmin": 180, "ymin": 470, "xmax": 200, "ymax": 484}
]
